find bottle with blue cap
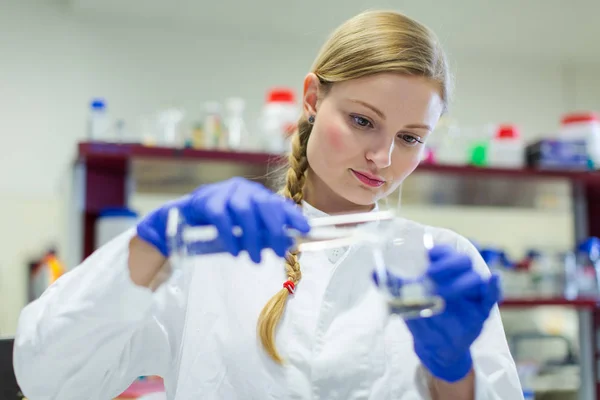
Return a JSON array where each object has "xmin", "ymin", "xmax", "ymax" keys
[
  {"xmin": 95, "ymin": 207, "xmax": 139, "ymax": 250},
  {"xmin": 527, "ymin": 248, "xmax": 562, "ymax": 297},
  {"xmin": 480, "ymin": 248, "xmax": 515, "ymax": 296},
  {"xmin": 87, "ymin": 98, "xmax": 110, "ymax": 141},
  {"xmin": 571, "ymin": 237, "xmax": 600, "ymax": 297}
]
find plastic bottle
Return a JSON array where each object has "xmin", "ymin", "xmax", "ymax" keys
[
  {"xmin": 157, "ymin": 108, "xmax": 185, "ymax": 147},
  {"xmin": 559, "ymin": 112, "xmax": 600, "ymax": 169},
  {"xmin": 224, "ymin": 97, "xmax": 248, "ymax": 150},
  {"xmin": 432, "ymin": 121, "xmax": 469, "ymax": 166},
  {"xmin": 480, "ymin": 248, "xmax": 511, "ymax": 293},
  {"xmin": 30, "ymin": 249, "xmax": 66, "ymax": 301},
  {"xmin": 202, "ymin": 102, "xmax": 226, "ymax": 149},
  {"xmin": 480, "ymin": 248, "xmax": 534, "ymax": 297},
  {"xmin": 190, "ymin": 122, "xmax": 205, "ymax": 149},
  {"xmin": 87, "ymin": 98, "xmax": 110, "ymax": 141},
  {"xmin": 563, "ymin": 250, "xmax": 579, "ymax": 300},
  {"xmin": 517, "ymin": 362, "xmax": 539, "ymax": 400},
  {"xmin": 95, "ymin": 207, "xmax": 139, "ymax": 250},
  {"xmin": 467, "ymin": 125, "xmax": 494, "ymax": 167},
  {"xmin": 487, "ymin": 124, "xmax": 525, "ymax": 168},
  {"xmin": 114, "ymin": 119, "xmax": 127, "ymax": 143},
  {"xmin": 571, "ymin": 237, "xmax": 600, "ymax": 297},
  {"xmin": 527, "ymin": 249, "xmax": 562, "ymax": 297},
  {"xmin": 260, "ymin": 88, "xmax": 299, "ymax": 154},
  {"xmin": 469, "ymin": 142, "xmax": 488, "ymax": 167}
]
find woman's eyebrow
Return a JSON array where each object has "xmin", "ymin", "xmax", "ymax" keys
[
  {"xmin": 349, "ymin": 99, "xmax": 385, "ymax": 120},
  {"xmin": 405, "ymin": 124, "xmax": 432, "ymax": 132},
  {"xmin": 349, "ymin": 100, "xmax": 433, "ymax": 132}
]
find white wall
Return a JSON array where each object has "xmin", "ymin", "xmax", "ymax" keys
[
  {"xmin": 0, "ymin": 0, "xmax": 599, "ymax": 334},
  {"xmin": 574, "ymin": 64, "xmax": 600, "ymax": 111}
]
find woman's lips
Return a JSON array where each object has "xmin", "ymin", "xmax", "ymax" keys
[{"xmin": 350, "ymin": 169, "xmax": 385, "ymax": 188}]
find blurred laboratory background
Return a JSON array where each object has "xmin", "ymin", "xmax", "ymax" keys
[{"xmin": 2, "ymin": 0, "xmax": 600, "ymax": 399}]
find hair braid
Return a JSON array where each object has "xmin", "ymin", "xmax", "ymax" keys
[{"xmin": 257, "ymin": 118, "xmax": 311, "ymax": 364}]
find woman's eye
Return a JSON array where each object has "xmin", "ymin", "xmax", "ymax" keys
[
  {"xmin": 350, "ymin": 115, "xmax": 373, "ymax": 128},
  {"xmin": 398, "ymin": 133, "xmax": 421, "ymax": 146}
]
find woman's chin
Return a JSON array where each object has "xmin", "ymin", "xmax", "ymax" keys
[{"xmin": 339, "ymin": 187, "xmax": 382, "ymax": 209}]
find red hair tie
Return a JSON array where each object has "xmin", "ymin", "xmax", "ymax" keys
[{"xmin": 283, "ymin": 280, "xmax": 295, "ymax": 295}]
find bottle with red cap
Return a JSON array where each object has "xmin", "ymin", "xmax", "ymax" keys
[
  {"xmin": 487, "ymin": 124, "xmax": 525, "ymax": 168},
  {"xmin": 260, "ymin": 87, "xmax": 300, "ymax": 153},
  {"xmin": 559, "ymin": 112, "xmax": 600, "ymax": 168}
]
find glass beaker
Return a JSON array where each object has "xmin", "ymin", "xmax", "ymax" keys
[{"xmin": 368, "ymin": 219, "xmax": 445, "ymax": 319}]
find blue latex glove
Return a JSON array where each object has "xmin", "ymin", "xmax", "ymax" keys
[
  {"xmin": 373, "ymin": 244, "xmax": 502, "ymax": 382},
  {"xmin": 137, "ymin": 177, "xmax": 310, "ymax": 262}
]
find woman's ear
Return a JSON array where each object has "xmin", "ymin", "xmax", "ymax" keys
[{"xmin": 302, "ymin": 73, "xmax": 320, "ymax": 119}]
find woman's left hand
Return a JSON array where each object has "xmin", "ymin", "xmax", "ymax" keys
[{"xmin": 374, "ymin": 245, "xmax": 502, "ymax": 383}]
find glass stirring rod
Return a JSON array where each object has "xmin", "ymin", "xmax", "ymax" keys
[{"xmin": 166, "ymin": 207, "xmax": 396, "ymax": 256}]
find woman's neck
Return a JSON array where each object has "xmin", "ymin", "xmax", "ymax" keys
[{"xmin": 302, "ymin": 168, "xmax": 375, "ymax": 215}]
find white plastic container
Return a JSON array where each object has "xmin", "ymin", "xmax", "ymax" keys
[
  {"xmin": 87, "ymin": 98, "xmax": 110, "ymax": 141},
  {"xmin": 202, "ymin": 102, "xmax": 227, "ymax": 149},
  {"xmin": 429, "ymin": 121, "xmax": 477, "ymax": 166},
  {"xmin": 487, "ymin": 124, "xmax": 525, "ymax": 168},
  {"xmin": 157, "ymin": 108, "xmax": 185, "ymax": 147},
  {"xmin": 95, "ymin": 207, "xmax": 139, "ymax": 250},
  {"xmin": 260, "ymin": 88, "xmax": 299, "ymax": 154},
  {"xmin": 224, "ymin": 97, "xmax": 248, "ymax": 150},
  {"xmin": 559, "ymin": 112, "xmax": 600, "ymax": 169},
  {"xmin": 430, "ymin": 123, "xmax": 466, "ymax": 166}
]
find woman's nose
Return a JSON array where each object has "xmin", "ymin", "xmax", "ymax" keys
[{"xmin": 365, "ymin": 137, "xmax": 394, "ymax": 168}]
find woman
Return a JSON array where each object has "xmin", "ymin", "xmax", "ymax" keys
[{"xmin": 14, "ymin": 10, "xmax": 522, "ymax": 400}]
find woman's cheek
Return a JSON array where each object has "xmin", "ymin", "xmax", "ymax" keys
[
  {"xmin": 392, "ymin": 148, "xmax": 422, "ymax": 179},
  {"xmin": 323, "ymin": 119, "xmax": 349, "ymax": 152},
  {"xmin": 408, "ymin": 147, "xmax": 424, "ymax": 169}
]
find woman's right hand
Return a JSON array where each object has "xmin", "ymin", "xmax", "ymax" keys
[{"xmin": 136, "ymin": 177, "xmax": 311, "ymax": 263}]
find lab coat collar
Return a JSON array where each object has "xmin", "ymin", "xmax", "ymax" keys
[
  {"xmin": 301, "ymin": 200, "xmax": 380, "ymax": 218},
  {"xmin": 301, "ymin": 200, "xmax": 379, "ymax": 264}
]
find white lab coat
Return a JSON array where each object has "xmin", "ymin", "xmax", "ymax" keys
[{"xmin": 14, "ymin": 203, "xmax": 523, "ymax": 399}]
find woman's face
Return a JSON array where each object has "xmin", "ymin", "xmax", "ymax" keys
[{"xmin": 303, "ymin": 72, "xmax": 444, "ymax": 214}]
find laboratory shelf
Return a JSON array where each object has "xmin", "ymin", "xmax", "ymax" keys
[
  {"xmin": 501, "ymin": 297, "xmax": 600, "ymax": 309},
  {"xmin": 418, "ymin": 163, "xmax": 600, "ymax": 185},
  {"xmin": 74, "ymin": 141, "xmax": 600, "ymax": 259},
  {"xmin": 78, "ymin": 142, "xmax": 282, "ymax": 166},
  {"xmin": 78, "ymin": 141, "xmax": 600, "ymax": 184}
]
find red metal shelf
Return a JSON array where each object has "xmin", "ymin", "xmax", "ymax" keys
[
  {"xmin": 501, "ymin": 297, "xmax": 599, "ymax": 309},
  {"xmin": 78, "ymin": 142, "xmax": 284, "ymax": 165},
  {"xmin": 418, "ymin": 162, "xmax": 600, "ymax": 184},
  {"xmin": 78, "ymin": 141, "xmax": 600, "ymax": 183}
]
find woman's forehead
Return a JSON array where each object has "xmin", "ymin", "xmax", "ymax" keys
[{"xmin": 327, "ymin": 74, "xmax": 444, "ymax": 124}]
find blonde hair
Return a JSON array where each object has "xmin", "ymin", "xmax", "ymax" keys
[{"xmin": 257, "ymin": 9, "xmax": 451, "ymax": 364}]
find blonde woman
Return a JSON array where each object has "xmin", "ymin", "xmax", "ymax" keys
[{"xmin": 14, "ymin": 10, "xmax": 522, "ymax": 400}]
